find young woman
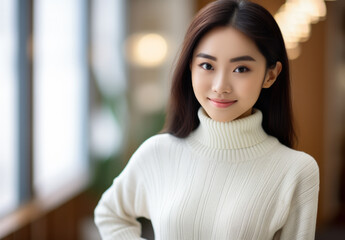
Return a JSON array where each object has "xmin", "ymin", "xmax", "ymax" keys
[{"xmin": 94, "ymin": 0, "xmax": 319, "ymax": 239}]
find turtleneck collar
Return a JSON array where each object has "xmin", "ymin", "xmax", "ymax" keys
[{"xmin": 185, "ymin": 108, "xmax": 279, "ymax": 162}]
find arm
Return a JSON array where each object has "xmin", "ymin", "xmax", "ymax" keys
[
  {"xmin": 279, "ymin": 157, "xmax": 320, "ymax": 240},
  {"xmin": 94, "ymin": 139, "xmax": 155, "ymax": 240}
]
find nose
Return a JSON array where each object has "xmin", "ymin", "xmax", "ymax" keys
[{"xmin": 212, "ymin": 71, "xmax": 232, "ymax": 94}]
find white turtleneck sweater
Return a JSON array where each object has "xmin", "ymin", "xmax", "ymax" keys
[{"xmin": 94, "ymin": 109, "xmax": 319, "ymax": 240}]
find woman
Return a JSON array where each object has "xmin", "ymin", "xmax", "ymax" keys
[{"xmin": 95, "ymin": 0, "xmax": 319, "ymax": 239}]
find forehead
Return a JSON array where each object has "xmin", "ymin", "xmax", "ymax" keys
[{"xmin": 194, "ymin": 26, "xmax": 263, "ymax": 59}]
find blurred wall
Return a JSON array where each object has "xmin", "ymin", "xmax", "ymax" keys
[{"xmin": 324, "ymin": 0, "xmax": 345, "ymax": 225}]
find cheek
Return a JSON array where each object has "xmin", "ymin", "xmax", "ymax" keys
[
  {"xmin": 191, "ymin": 72, "xmax": 211, "ymax": 95},
  {"xmin": 235, "ymin": 78, "xmax": 263, "ymax": 99}
]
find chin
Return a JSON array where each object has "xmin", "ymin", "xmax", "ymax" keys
[{"xmin": 209, "ymin": 113, "xmax": 238, "ymax": 122}]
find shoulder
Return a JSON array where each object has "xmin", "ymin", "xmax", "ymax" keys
[
  {"xmin": 138, "ymin": 133, "xmax": 182, "ymax": 150},
  {"xmin": 131, "ymin": 133, "xmax": 183, "ymax": 160},
  {"xmin": 286, "ymin": 145, "xmax": 318, "ymax": 170},
  {"xmin": 125, "ymin": 133, "xmax": 185, "ymax": 178},
  {"xmin": 273, "ymin": 143, "xmax": 319, "ymax": 182}
]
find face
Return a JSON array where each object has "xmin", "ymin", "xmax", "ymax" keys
[{"xmin": 190, "ymin": 26, "xmax": 281, "ymax": 122}]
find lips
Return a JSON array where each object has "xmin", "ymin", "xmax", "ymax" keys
[{"xmin": 208, "ymin": 98, "xmax": 237, "ymax": 108}]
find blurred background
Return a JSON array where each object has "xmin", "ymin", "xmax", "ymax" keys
[{"xmin": 0, "ymin": 0, "xmax": 344, "ymax": 239}]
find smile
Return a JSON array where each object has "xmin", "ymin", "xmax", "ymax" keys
[{"xmin": 208, "ymin": 98, "xmax": 237, "ymax": 108}]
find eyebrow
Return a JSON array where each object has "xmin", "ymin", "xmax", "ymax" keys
[
  {"xmin": 195, "ymin": 53, "xmax": 256, "ymax": 62},
  {"xmin": 196, "ymin": 53, "xmax": 217, "ymax": 61},
  {"xmin": 230, "ymin": 55, "xmax": 256, "ymax": 62}
]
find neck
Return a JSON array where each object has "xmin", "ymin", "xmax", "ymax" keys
[{"xmin": 185, "ymin": 108, "xmax": 278, "ymax": 162}]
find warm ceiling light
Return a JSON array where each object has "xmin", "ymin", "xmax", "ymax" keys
[
  {"xmin": 126, "ymin": 33, "xmax": 168, "ymax": 67},
  {"xmin": 274, "ymin": 0, "xmax": 327, "ymax": 60}
]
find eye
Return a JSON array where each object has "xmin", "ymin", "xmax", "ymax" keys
[
  {"xmin": 234, "ymin": 66, "xmax": 250, "ymax": 73},
  {"xmin": 199, "ymin": 63, "xmax": 214, "ymax": 71}
]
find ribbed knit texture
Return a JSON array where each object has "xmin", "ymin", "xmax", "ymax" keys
[{"xmin": 95, "ymin": 108, "xmax": 319, "ymax": 240}]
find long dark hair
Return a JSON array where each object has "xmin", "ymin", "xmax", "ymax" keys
[{"xmin": 163, "ymin": 0, "xmax": 296, "ymax": 148}]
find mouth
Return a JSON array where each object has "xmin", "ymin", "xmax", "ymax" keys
[{"xmin": 208, "ymin": 98, "xmax": 237, "ymax": 108}]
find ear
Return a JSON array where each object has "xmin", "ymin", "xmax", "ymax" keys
[{"xmin": 262, "ymin": 61, "xmax": 282, "ymax": 88}]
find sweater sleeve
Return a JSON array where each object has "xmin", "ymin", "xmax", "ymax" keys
[
  {"xmin": 279, "ymin": 155, "xmax": 320, "ymax": 240},
  {"xmin": 94, "ymin": 138, "xmax": 156, "ymax": 240}
]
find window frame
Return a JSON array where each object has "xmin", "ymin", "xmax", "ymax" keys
[{"xmin": 17, "ymin": 0, "xmax": 33, "ymax": 205}]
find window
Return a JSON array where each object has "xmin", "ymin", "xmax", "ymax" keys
[
  {"xmin": 0, "ymin": 0, "xmax": 89, "ymax": 217},
  {"xmin": 0, "ymin": 1, "xmax": 129, "ymax": 237},
  {"xmin": 90, "ymin": 0, "xmax": 127, "ymax": 159},
  {"xmin": 0, "ymin": 0, "xmax": 19, "ymax": 217},
  {"xmin": 33, "ymin": 0, "xmax": 89, "ymax": 196}
]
